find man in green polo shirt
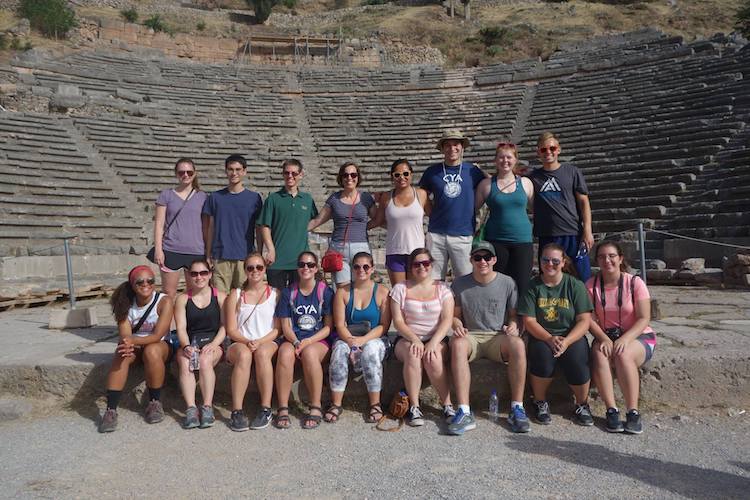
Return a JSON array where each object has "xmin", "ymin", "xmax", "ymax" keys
[{"xmin": 257, "ymin": 159, "xmax": 318, "ymax": 289}]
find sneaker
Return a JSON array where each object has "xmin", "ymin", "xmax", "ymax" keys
[
  {"xmin": 199, "ymin": 405, "xmax": 215, "ymax": 428},
  {"xmin": 229, "ymin": 410, "xmax": 249, "ymax": 432},
  {"xmin": 508, "ymin": 405, "xmax": 531, "ymax": 433},
  {"xmin": 574, "ymin": 402, "xmax": 594, "ymax": 426},
  {"xmin": 98, "ymin": 408, "xmax": 118, "ymax": 433},
  {"xmin": 447, "ymin": 408, "xmax": 476, "ymax": 435},
  {"xmin": 144, "ymin": 400, "xmax": 165, "ymax": 424},
  {"xmin": 533, "ymin": 400, "xmax": 552, "ymax": 425},
  {"xmin": 249, "ymin": 407, "xmax": 273, "ymax": 430},
  {"xmin": 405, "ymin": 406, "xmax": 424, "ymax": 427},
  {"xmin": 624, "ymin": 409, "xmax": 643, "ymax": 434},
  {"xmin": 183, "ymin": 406, "xmax": 199, "ymax": 429},
  {"xmin": 605, "ymin": 407, "xmax": 624, "ymax": 433},
  {"xmin": 442, "ymin": 404, "xmax": 456, "ymax": 423}
]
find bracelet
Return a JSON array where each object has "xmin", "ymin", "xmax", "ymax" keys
[{"xmin": 293, "ymin": 339, "xmax": 301, "ymax": 347}]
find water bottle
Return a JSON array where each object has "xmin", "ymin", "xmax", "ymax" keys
[
  {"xmin": 350, "ymin": 345, "xmax": 363, "ymax": 373},
  {"xmin": 489, "ymin": 390, "xmax": 499, "ymax": 422},
  {"xmin": 189, "ymin": 337, "xmax": 200, "ymax": 372}
]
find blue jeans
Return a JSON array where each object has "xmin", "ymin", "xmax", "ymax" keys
[{"xmin": 538, "ymin": 235, "xmax": 591, "ymax": 282}]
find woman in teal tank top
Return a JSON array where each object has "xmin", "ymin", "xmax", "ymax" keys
[{"xmin": 475, "ymin": 142, "xmax": 534, "ymax": 298}]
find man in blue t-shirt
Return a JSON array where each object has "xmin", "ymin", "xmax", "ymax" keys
[
  {"xmin": 202, "ymin": 154, "xmax": 263, "ymax": 292},
  {"xmin": 419, "ymin": 129, "xmax": 487, "ymax": 280}
]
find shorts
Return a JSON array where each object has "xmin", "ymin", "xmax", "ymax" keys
[
  {"xmin": 527, "ymin": 335, "xmax": 590, "ymax": 386},
  {"xmin": 637, "ymin": 332, "xmax": 656, "ymax": 363},
  {"xmin": 394, "ymin": 335, "xmax": 449, "ymax": 348},
  {"xmin": 463, "ymin": 332, "xmax": 511, "ymax": 364},
  {"xmin": 267, "ymin": 269, "xmax": 297, "ymax": 290},
  {"xmin": 385, "ymin": 254, "xmax": 408, "ymax": 273},
  {"xmin": 277, "ymin": 337, "xmax": 331, "ymax": 348},
  {"xmin": 165, "ymin": 330, "xmax": 180, "ymax": 362},
  {"xmin": 212, "ymin": 259, "xmax": 245, "ymax": 293},
  {"xmin": 161, "ymin": 250, "xmax": 204, "ymax": 272}
]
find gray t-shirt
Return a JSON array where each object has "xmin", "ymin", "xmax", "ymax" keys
[
  {"xmin": 529, "ymin": 163, "xmax": 589, "ymax": 237},
  {"xmin": 325, "ymin": 191, "xmax": 375, "ymax": 243},
  {"xmin": 451, "ymin": 272, "xmax": 517, "ymax": 331},
  {"xmin": 155, "ymin": 189, "xmax": 208, "ymax": 255}
]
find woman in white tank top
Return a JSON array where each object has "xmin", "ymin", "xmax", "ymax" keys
[
  {"xmin": 224, "ymin": 252, "xmax": 281, "ymax": 431},
  {"xmin": 372, "ymin": 159, "xmax": 430, "ymax": 286}
]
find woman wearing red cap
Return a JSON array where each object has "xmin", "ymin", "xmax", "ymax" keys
[{"xmin": 98, "ymin": 265, "xmax": 175, "ymax": 433}]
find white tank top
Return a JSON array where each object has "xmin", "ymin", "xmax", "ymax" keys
[
  {"xmin": 385, "ymin": 187, "xmax": 425, "ymax": 255},
  {"xmin": 127, "ymin": 292, "xmax": 167, "ymax": 338},
  {"xmin": 235, "ymin": 287, "xmax": 277, "ymax": 341}
]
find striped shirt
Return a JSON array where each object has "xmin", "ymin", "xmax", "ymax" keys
[{"xmin": 390, "ymin": 282, "xmax": 451, "ymax": 340}]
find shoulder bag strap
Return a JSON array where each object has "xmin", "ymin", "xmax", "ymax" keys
[
  {"xmin": 163, "ymin": 188, "xmax": 195, "ymax": 236},
  {"xmin": 132, "ymin": 292, "xmax": 160, "ymax": 335},
  {"xmin": 341, "ymin": 191, "xmax": 358, "ymax": 246}
]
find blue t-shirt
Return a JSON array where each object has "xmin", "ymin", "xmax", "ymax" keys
[
  {"xmin": 419, "ymin": 161, "xmax": 485, "ymax": 236},
  {"xmin": 201, "ymin": 188, "xmax": 263, "ymax": 260},
  {"xmin": 276, "ymin": 283, "xmax": 334, "ymax": 340}
]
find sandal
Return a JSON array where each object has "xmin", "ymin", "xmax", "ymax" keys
[
  {"xmin": 324, "ymin": 405, "xmax": 343, "ymax": 423},
  {"xmin": 367, "ymin": 403, "xmax": 384, "ymax": 423},
  {"xmin": 302, "ymin": 406, "xmax": 323, "ymax": 429},
  {"xmin": 274, "ymin": 407, "xmax": 291, "ymax": 430}
]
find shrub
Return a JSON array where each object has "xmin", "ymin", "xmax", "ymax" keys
[
  {"xmin": 737, "ymin": 1, "xmax": 750, "ymax": 38},
  {"xmin": 9, "ymin": 37, "xmax": 20, "ymax": 50},
  {"xmin": 478, "ymin": 26, "xmax": 510, "ymax": 47},
  {"xmin": 0, "ymin": 34, "xmax": 7, "ymax": 50},
  {"xmin": 245, "ymin": 0, "xmax": 277, "ymax": 24},
  {"xmin": 280, "ymin": 0, "xmax": 297, "ymax": 7},
  {"xmin": 120, "ymin": 8, "xmax": 138, "ymax": 23},
  {"xmin": 144, "ymin": 14, "xmax": 168, "ymax": 33},
  {"xmin": 19, "ymin": 0, "xmax": 76, "ymax": 38},
  {"xmin": 196, "ymin": 20, "xmax": 207, "ymax": 31}
]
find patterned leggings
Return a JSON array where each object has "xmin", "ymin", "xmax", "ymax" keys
[{"xmin": 329, "ymin": 339, "xmax": 386, "ymax": 393}]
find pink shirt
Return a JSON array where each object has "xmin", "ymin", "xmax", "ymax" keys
[
  {"xmin": 390, "ymin": 281, "xmax": 452, "ymax": 341},
  {"xmin": 586, "ymin": 273, "xmax": 654, "ymax": 336}
]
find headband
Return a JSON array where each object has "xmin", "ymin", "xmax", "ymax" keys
[{"xmin": 128, "ymin": 265, "xmax": 154, "ymax": 286}]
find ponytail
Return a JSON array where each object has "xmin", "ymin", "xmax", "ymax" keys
[{"xmin": 110, "ymin": 281, "xmax": 135, "ymax": 323}]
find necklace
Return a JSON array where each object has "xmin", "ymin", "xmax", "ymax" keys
[{"xmin": 442, "ymin": 162, "xmax": 463, "ymax": 198}]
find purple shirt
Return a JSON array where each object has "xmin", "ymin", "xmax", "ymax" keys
[{"xmin": 155, "ymin": 189, "xmax": 207, "ymax": 255}]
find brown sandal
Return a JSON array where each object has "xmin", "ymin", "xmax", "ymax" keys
[
  {"xmin": 274, "ymin": 407, "xmax": 291, "ymax": 429},
  {"xmin": 303, "ymin": 406, "xmax": 323, "ymax": 429},
  {"xmin": 324, "ymin": 405, "xmax": 343, "ymax": 423},
  {"xmin": 367, "ymin": 403, "xmax": 384, "ymax": 423}
]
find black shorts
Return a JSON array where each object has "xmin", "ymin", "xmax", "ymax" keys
[{"xmin": 160, "ymin": 250, "xmax": 204, "ymax": 272}]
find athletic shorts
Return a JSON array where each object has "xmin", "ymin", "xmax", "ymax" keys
[
  {"xmin": 162, "ymin": 250, "xmax": 204, "ymax": 272},
  {"xmin": 386, "ymin": 254, "xmax": 409, "ymax": 273},
  {"xmin": 637, "ymin": 332, "xmax": 656, "ymax": 363}
]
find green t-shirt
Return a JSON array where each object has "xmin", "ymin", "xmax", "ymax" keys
[
  {"xmin": 517, "ymin": 273, "xmax": 592, "ymax": 336},
  {"xmin": 257, "ymin": 189, "xmax": 318, "ymax": 271}
]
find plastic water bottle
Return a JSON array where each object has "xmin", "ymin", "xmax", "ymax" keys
[
  {"xmin": 350, "ymin": 345, "xmax": 363, "ymax": 373},
  {"xmin": 489, "ymin": 390, "xmax": 499, "ymax": 422},
  {"xmin": 189, "ymin": 337, "xmax": 200, "ymax": 372}
]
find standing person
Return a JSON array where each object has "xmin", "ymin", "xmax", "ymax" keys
[
  {"xmin": 174, "ymin": 259, "xmax": 227, "ymax": 429},
  {"xmin": 529, "ymin": 131, "xmax": 594, "ymax": 281},
  {"xmin": 475, "ymin": 142, "xmax": 534, "ymax": 298},
  {"xmin": 587, "ymin": 241, "xmax": 655, "ymax": 434},
  {"xmin": 326, "ymin": 252, "xmax": 391, "ymax": 424},
  {"xmin": 372, "ymin": 159, "xmax": 430, "ymax": 286},
  {"xmin": 517, "ymin": 244, "xmax": 594, "ymax": 426},
  {"xmin": 419, "ymin": 130, "xmax": 487, "ymax": 281},
  {"xmin": 202, "ymin": 154, "xmax": 263, "ymax": 293},
  {"xmin": 99, "ymin": 266, "xmax": 174, "ymax": 433},
  {"xmin": 448, "ymin": 241, "xmax": 529, "ymax": 435},
  {"xmin": 224, "ymin": 253, "xmax": 281, "ymax": 431},
  {"xmin": 274, "ymin": 251, "xmax": 334, "ymax": 430},
  {"xmin": 258, "ymin": 159, "xmax": 318, "ymax": 290},
  {"xmin": 151, "ymin": 158, "xmax": 207, "ymax": 299},
  {"xmin": 308, "ymin": 162, "xmax": 376, "ymax": 287},
  {"xmin": 390, "ymin": 248, "xmax": 455, "ymax": 427}
]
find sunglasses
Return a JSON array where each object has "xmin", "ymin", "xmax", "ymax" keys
[
  {"xmin": 541, "ymin": 257, "xmax": 562, "ymax": 266},
  {"xmin": 283, "ymin": 170, "xmax": 301, "ymax": 178},
  {"xmin": 246, "ymin": 264, "xmax": 265, "ymax": 272},
  {"xmin": 352, "ymin": 264, "xmax": 371, "ymax": 271},
  {"xmin": 392, "ymin": 171, "xmax": 410, "ymax": 179},
  {"xmin": 189, "ymin": 270, "xmax": 211, "ymax": 277},
  {"xmin": 341, "ymin": 172, "xmax": 359, "ymax": 179},
  {"xmin": 472, "ymin": 253, "xmax": 494, "ymax": 262},
  {"xmin": 539, "ymin": 146, "xmax": 559, "ymax": 154},
  {"xmin": 134, "ymin": 278, "xmax": 155, "ymax": 286},
  {"xmin": 177, "ymin": 170, "xmax": 195, "ymax": 177},
  {"xmin": 411, "ymin": 260, "xmax": 432, "ymax": 269},
  {"xmin": 297, "ymin": 261, "xmax": 317, "ymax": 269}
]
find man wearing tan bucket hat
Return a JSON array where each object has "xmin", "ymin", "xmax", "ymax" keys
[{"xmin": 418, "ymin": 129, "xmax": 487, "ymax": 280}]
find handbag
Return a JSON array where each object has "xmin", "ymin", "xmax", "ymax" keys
[
  {"xmin": 147, "ymin": 188, "xmax": 194, "ymax": 264},
  {"xmin": 375, "ymin": 390, "xmax": 410, "ymax": 432},
  {"xmin": 321, "ymin": 192, "xmax": 358, "ymax": 273}
]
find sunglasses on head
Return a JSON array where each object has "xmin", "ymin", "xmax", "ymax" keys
[
  {"xmin": 352, "ymin": 263, "xmax": 371, "ymax": 271},
  {"xmin": 392, "ymin": 171, "xmax": 410, "ymax": 179},
  {"xmin": 541, "ymin": 257, "xmax": 562, "ymax": 266},
  {"xmin": 297, "ymin": 261, "xmax": 317, "ymax": 269},
  {"xmin": 134, "ymin": 278, "xmax": 155, "ymax": 286},
  {"xmin": 341, "ymin": 172, "xmax": 359, "ymax": 179},
  {"xmin": 246, "ymin": 264, "xmax": 265, "ymax": 272},
  {"xmin": 189, "ymin": 270, "xmax": 211, "ymax": 277},
  {"xmin": 539, "ymin": 146, "xmax": 559, "ymax": 154},
  {"xmin": 411, "ymin": 259, "xmax": 432, "ymax": 269},
  {"xmin": 472, "ymin": 253, "xmax": 494, "ymax": 262},
  {"xmin": 177, "ymin": 170, "xmax": 195, "ymax": 177},
  {"xmin": 283, "ymin": 170, "xmax": 301, "ymax": 178}
]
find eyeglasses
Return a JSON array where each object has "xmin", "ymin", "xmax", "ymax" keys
[
  {"xmin": 539, "ymin": 146, "xmax": 559, "ymax": 154},
  {"xmin": 297, "ymin": 261, "xmax": 317, "ymax": 269},
  {"xmin": 283, "ymin": 170, "xmax": 301, "ymax": 178},
  {"xmin": 134, "ymin": 278, "xmax": 155, "ymax": 286},
  {"xmin": 541, "ymin": 257, "xmax": 562, "ymax": 266},
  {"xmin": 246, "ymin": 264, "xmax": 265, "ymax": 272},
  {"xmin": 341, "ymin": 172, "xmax": 359, "ymax": 179},
  {"xmin": 472, "ymin": 253, "xmax": 494, "ymax": 262},
  {"xmin": 411, "ymin": 260, "xmax": 432, "ymax": 269},
  {"xmin": 352, "ymin": 264, "xmax": 371, "ymax": 271},
  {"xmin": 597, "ymin": 253, "xmax": 620, "ymax": 261},
  {"xmin": 392, "ymin": 171, "xmax": 410, "ymax": 179},
  {"xmin": 177, "ymin": 170, "xmax": 195, "ymax": 177},
  {"xmin": 189, "ymin": 270, "xmax": 211, "ymax": 277}
]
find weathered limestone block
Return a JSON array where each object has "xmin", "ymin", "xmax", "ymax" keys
[
  {"xmin": 647, "ymin": 269, "xmax": 676, "ymax": 281},
  {"xmin": 681, "ymin": 258, "xmax": 705, "ymax": 272},
  {"xmin": 695, "ymin": 268, "xmax": 724, "ymax": 285},
  {"xmin": 648, "ymin": 259, "xmax": 667, "ymax": 270}
]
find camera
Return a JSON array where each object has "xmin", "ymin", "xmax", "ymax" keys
[{"xmin": 605, "ymin": 327, "xmax": 623, "ymax": 341}]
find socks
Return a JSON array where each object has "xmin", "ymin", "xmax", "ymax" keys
[
  {"xmin": 148, "ymin": 387, "xmax": 162, "ymax": 401},
  {"xmin": 511, "ymin": 401, "xmax": 523, "ymax": 411},
  {"xmin": 458, "ymin": 404, "xmax": 470, "ymax": 414},
  {"xmin": 106, "ymin": 390, "xmax": 122, "ymax": 410}
]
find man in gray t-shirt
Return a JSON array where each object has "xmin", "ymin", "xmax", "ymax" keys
[{"xmin": 447, "ymin": 241, "xmax": 530, "ymax": 435}]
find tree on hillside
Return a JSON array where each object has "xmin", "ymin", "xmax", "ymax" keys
[
  {"xmin": 245, "ymin": 0, "xmax": 276, "ymax": 24},
  {"xmin": 738, "ymin": 1, "xmax": 750, "ymax": 38}
]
